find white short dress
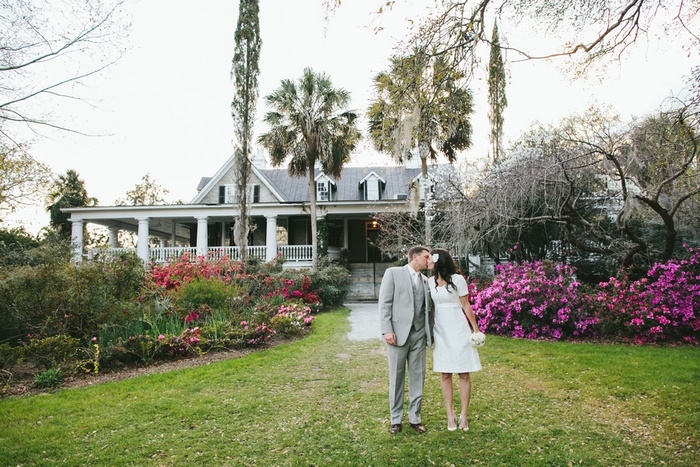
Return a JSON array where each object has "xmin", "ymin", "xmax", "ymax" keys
[{"xmin": 429, "ymin": 274, "xmax": 482, "ymax": 373}]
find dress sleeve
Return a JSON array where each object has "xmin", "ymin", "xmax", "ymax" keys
[{"xmin": 454, "ymin": 274, "xmax": 469, "ymax": 297}]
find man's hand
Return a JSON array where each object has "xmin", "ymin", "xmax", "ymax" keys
[{"xmin": 383, "ymin": 332, "xmax": 397, "ymax": 346}]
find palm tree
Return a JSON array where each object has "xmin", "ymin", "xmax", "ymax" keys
[
  {"xmin": 258, "ymin": 68, "xmax": 360, "ymax": 270},
  {"xmin": 368, "ymin": 50, "xmax": 474, "ymax": 245}
]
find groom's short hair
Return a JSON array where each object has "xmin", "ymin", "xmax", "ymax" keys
[{"xmin": 407, "ymin": 246, "xmax": 429, "ymax": 262}]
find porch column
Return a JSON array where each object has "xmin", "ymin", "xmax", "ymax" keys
[
  {"xmin": 70, "ymin": 219, "xmax": 84, "ymax": 263},
  {"xmin": 136, "ymin": 217, "xmax": 150, "ymax": 263},
  {"xmin": 343, "ymin": 219, "xmax": 349, "ymax": 249},
  {"xmin": 265, "ymin": 215, "xmax": 278, "ymax": 261},
  {"xmin": 196, "ymin": 216, "xmax": 209, "ymax": 257},
  {"xmin": 159, "ymin": 238, "xmax": 166, "ymax": 248},
  {"xmin": 220, "ymin": 222, "xmax": 227, "ymax": 246},
  {"xmin": 171, "ymin": 222, "xmax": 177, "ymax": 247},
  {"xmin": 108, "ymin": 226, "xmax": 120, "ymax": 248}
]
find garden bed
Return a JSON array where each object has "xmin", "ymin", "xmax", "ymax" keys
[{"xmin": 2, "ymin": 329, "xmax": 308, "ymax": 398}]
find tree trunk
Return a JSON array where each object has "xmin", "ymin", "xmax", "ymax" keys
[
  {"xmin": 308, "ymin": 170, "xmax": 318, "ymax": 271},
  {"xmin": 420, "ymin": 147, "xmax": 431, "ymax": 246}
]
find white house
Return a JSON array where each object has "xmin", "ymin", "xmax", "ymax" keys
[{"xmin": 64, "ymin": 155, "xmax": 445, "ymax": 270}]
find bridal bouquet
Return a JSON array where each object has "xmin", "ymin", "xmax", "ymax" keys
[{"xmin": 470, "ymin": 332, "xmax": 486, "ymax": 348}]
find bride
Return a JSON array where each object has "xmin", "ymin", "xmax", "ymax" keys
[{"xmin": 428, "ymin": 248, "xmax": 483, "ymax": 431}]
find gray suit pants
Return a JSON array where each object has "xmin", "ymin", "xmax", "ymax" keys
[{"xmin": 387, "ymin": 326, "xmax": 426, "ymax": 424}]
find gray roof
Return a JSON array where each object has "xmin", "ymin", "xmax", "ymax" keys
[
  {"xmin": 196, "ymin": 162, "xmax": 458, "ymax": 203},
  {"xmin": 256, "ymin": 165, "xmax": 430, "ymax": 202}
]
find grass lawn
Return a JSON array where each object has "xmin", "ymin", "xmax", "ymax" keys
[{"xmin": 1, "ymin": 308, "xmax": 698, "ymax": 466}]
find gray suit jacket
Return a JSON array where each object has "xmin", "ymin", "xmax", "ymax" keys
[{"xmin": 378, "ymin": 265, "xmax": 433, "ymax": 347}]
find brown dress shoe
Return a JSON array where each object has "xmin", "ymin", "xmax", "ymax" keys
[
  {"xmin": 410, "ymin": 423, "xmax": 426, "ymax": 434},
  {"xmin": 389, "ymin": 423, "xmax": 402, "ymax": 434}
]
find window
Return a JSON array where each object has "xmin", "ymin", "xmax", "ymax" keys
[
  {"xmin": 359, "ymin": 171, "xmax": 385, "ymax": 201},
  {"xmin": 317, "ymin": 181, "xmax": 329, "ymax": 201},
  {"xmin": 364, "ymin": 180, "xmax": 380, "ymax": 201},
  {"xmin": 219, "ymin": 184, "xmax": 235, "ymax": 204},
  {"xmin": 220, "ymin": 184, "xmax": 259, "ymax": 204}
]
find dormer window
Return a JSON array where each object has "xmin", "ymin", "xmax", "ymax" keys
[
  {"xmin": 317, "ymin": 181, "xmax": 329, "ymax": 201},
  {"xmin": 359, "ymin": 171, "xmax": 386, "ymax": 201},
  {"xmin": 315, "ymin": 172, "xmax": 336, "ymax": 201}
]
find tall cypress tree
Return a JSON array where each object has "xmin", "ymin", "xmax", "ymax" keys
[
  {"xmin": 488, "ymin": 21, "xmax": 507, "ymax": 164},
  {"xmin": 231, "ymin": 0, "xmax": 261, "ymax": 262}
]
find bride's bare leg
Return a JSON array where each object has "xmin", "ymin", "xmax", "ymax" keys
[
  {"xmin": 458, "ymin": 372, "xmax": 471, "ymax": 429},
  {"xmin": 441, "ymin": 372, "xmax": 457, "ymax": 429}
]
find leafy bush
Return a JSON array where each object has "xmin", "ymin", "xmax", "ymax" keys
[
  {"xmin": 0, "ymin": 227, "xmax": 40, "ymax": 268},
  {"xmin": 0, "ymin": 343, "xmax": 23, "ymax": 372},
  {"xmin": 310, "ymin": 264, "xmax": 352, "ymax": 309},
  {"xmin": 0, "ymin": 255, "xmax": 145, "ymax": 342},
  {"xmin": 33, "ymin": 367, "xmax": 62, "ymax": 389},
  {"xmin": 176, "ymin": 277, "xmax": 231, "ymax": 310},
  {"xmin": 25, "ymin": 335, "xmax": 81, "ymax": 371}
]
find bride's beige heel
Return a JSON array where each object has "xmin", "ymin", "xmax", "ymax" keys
[
  {"xmin": 447, "ymin": 415, "xmax": 457, "ymax": 431},
  {"xmin": 459, "ymin": 415, "xmax": 469, "ymax": 431}
]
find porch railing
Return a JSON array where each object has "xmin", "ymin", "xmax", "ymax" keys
[
  {"xmin": 277, "ymin": 245, "xmax": 312, "ymax": 261},
  {"xmin": 87, "ymin": 245, "xmax": 315, "ymax": 263},
  {"xmin": 207, "ymin": 246, "xmax": 267, "ymax": 261},
  {"xmin": 150, "ymin": 246, "xmax": 197, "ymax": 263},
  {"xmin": 87, "ymin": 247, "xmax": 136, "ymax": 261}
]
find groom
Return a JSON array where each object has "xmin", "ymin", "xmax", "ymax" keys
[{"xmin": 379, "ymin": 245, "xmax": 433, "ymax": 434}]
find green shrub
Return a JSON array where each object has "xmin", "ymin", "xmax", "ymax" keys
[
  {"xmin": 0, "ymin": 343, "xmax": 23, "ymax": 371},
  {"xmin": 0, "ymin": 227, "xmax": 40, "ymax": 269},
  {"xmin": 310, "ymin": 264, "xmax": 352, "ymax": 309},
  {"xmin": 176, "ymin": 277, "xmax": 231, "ymax": 310},
  {"xmin": 0, "ymin": 255, "xmax": 145, "ymax": 342},
  {"xmin": 33, "ymin": 367, "xmax": 62, "ymax": 389},
  {"xmin": 25, "ymin": 335, "xmax": 81, "ymax": 371}
]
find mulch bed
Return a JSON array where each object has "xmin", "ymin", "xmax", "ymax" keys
[{"xmin": 2, "ymin": 333, "xmax": 304, "ymax": 398}]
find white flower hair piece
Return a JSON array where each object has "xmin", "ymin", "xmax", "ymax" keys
[{"xmin": 431, "ymin": 253, "xmax": 439, "ymax": 262}]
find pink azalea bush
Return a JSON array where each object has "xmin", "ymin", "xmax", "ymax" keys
[
  {"xmin": 473, "ymin": 261, "xmax": 597, "ymax": 340},
  {"xmin": 270, "ymin": 303, "xmax": 314, "ymax": 336},
  {"xmin": 581, "ymin": 247, "xmax": 700, "ymax": 344},
  {"xmin": 473, "ymin": 247, "xmax": 700, "ymax": 345}
]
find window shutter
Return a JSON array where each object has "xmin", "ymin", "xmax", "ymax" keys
[
  {"xmin": 252, "ymin": 185, "xmax": 260, "ymax": 203},
  {"xmin": 218, "ymin": 186, "xmax": 225, "ymax": 204}
]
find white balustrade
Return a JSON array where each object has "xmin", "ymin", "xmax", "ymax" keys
[
  {"xmin": 87, "ymin": 245, "xmax": 313, "ymax": 264},
  {"xmin": 277, "ymin": 245, "xmax": 312, "ymax": 261},
  {"xmin": 150, "ymin": 247, "xmax": 197, "ymax": 263}
]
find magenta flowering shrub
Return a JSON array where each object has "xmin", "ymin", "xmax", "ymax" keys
[
  {"xmin": 473, "ymin": 247, "xmax": 700, "ymax": 345},
  {"xmin": 472, "ymin": 261, "xmax": 597, "ymax": 340},
  {"xmin": 582, "ymin": 247, "xmax": 700, "ymax": 344}
]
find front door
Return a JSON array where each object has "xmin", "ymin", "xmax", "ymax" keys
[{"xmin": 366, "ymin": 221, "xmax": 381, "ymax": 262}]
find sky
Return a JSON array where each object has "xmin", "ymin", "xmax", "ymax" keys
[{"xmin": 4, "ymin": 0, "xmax": 696, "ymax": 234}]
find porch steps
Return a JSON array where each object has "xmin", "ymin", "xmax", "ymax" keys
[{"xmin": 346, "ymin": 263, "xmax": 390, "ymax": 301}]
